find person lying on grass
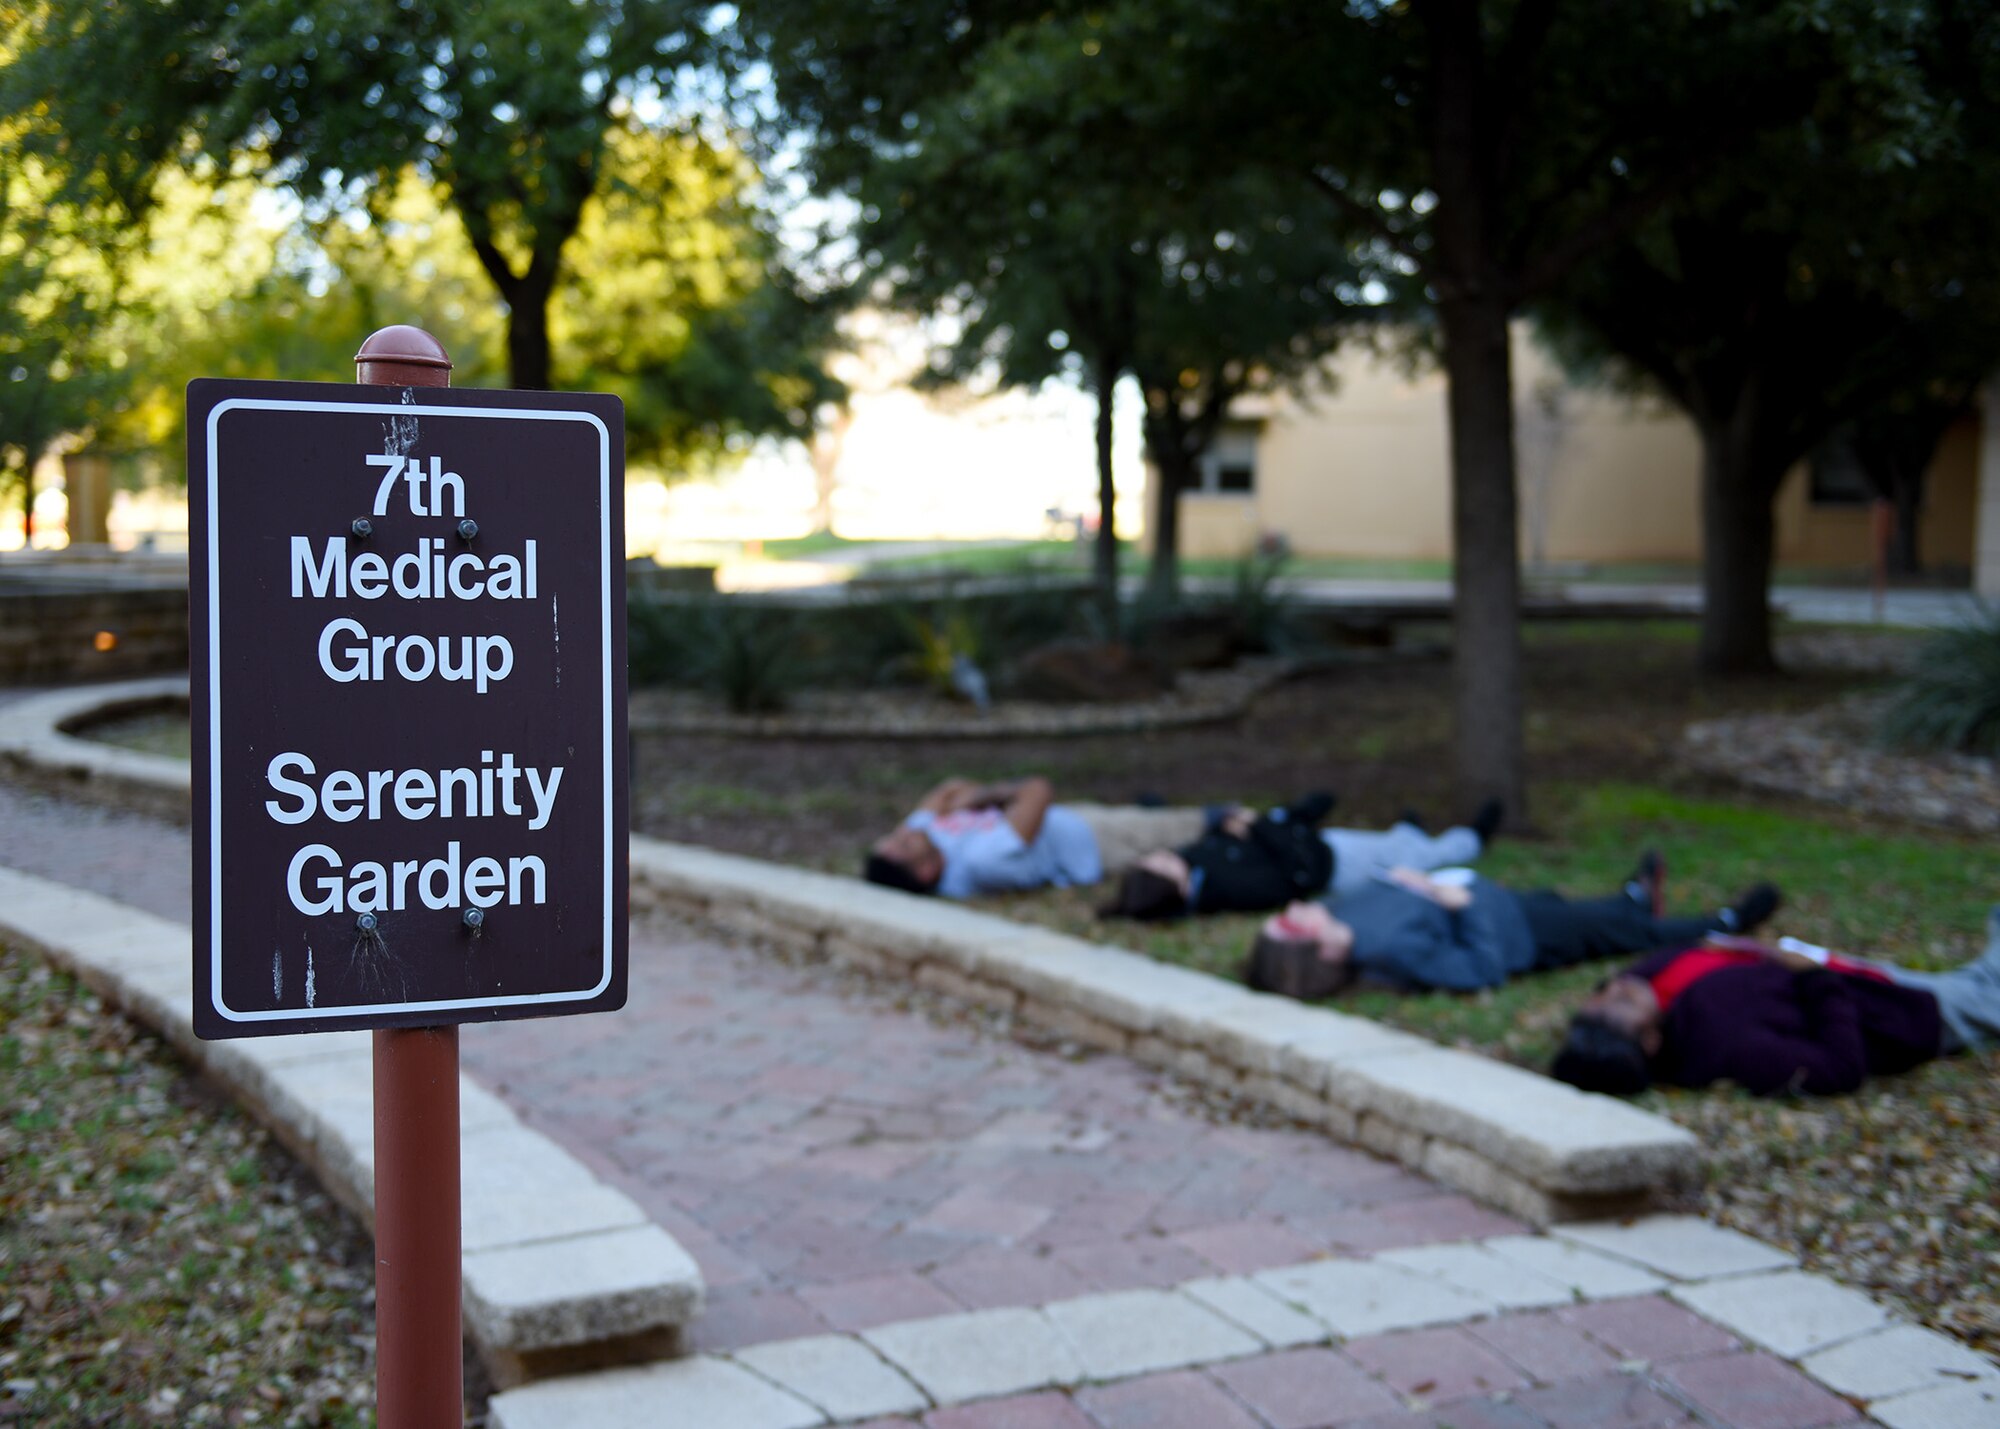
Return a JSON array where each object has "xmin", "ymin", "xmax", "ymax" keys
[
  {"xmin": 1551, "ymin": 905, "xmax": 2000, "ymax": 1098},
  {"xmin": 1244, "ymin": 850, "xmax": 1780, "ymax": 1000},
  {"xmin": 1098, "ymin": 798, "xmax": 1504, "ymax": 921},
  {"xmin": 865, "ymin": 775, "xmax": 1496, "ymax": 910}
]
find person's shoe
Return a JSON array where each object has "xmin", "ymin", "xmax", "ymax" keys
[
  {"xmin": 1470, "ymin": 798, "xmax": 1505, "ymax": 844},
  {"xmin": 1396, "ymin": 807, "xmax": 1428, "ymax": 832},
  {"xmin": 1720, "ymin": 882, "xmax": 1781, "ymax": 934},
  {"xmin": 1624, "ymin": 849, "xmax": 1665, "ymax": 917}
]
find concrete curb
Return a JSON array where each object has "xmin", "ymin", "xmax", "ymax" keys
[
  {"xmin": 487, "ymin": 1216, "xmax": 1997, "ymax": 1426},
  {"xmin": 0, "ymin": 865, "xmax": 704, "ymax": 1386},
  {"xmin": 627, "ymin": 842, "xmax": 1699, "ymax": 1226},
  {"xmin": 0, "ymin": 677, "xmax": 192, "ymax": 823}
]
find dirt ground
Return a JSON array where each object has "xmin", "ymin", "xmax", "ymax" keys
[{"xmin": 631, "ymin": 622, "xmax": 1865, "ymax": 864}]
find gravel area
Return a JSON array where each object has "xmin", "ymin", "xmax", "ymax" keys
[
  {"xmin": 1683, "ymin": 692, "xmax": 2000, "ymax": 835},
  {"xmin": 1664, "ymin": 1060, "xmax": 2000, "ymax": 1356}
]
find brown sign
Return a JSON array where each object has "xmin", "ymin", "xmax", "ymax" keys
[{"xmin": 188, "ymin": 379, "xmax": 627, "ymax": 1038}]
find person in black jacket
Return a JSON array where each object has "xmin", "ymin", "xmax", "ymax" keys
[
  {"xmin": 1551, "ymin": 905, "xmax": 2000, "ymax": 1097},
  {"xmin": 1098, "ymin": 795, "xmax": 1501, "ymax": 920},
  {"xmin": 1098, "ymin": 794, "xmax": 1337, "ymax": 919}
]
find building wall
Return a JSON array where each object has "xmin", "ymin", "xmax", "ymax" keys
[
  {"xmin": 1770, "ymin": 417, "xmax": 1978, "ymax": 570},
  {"xmin": 1980, "ymin": 386, "xmax": 2000, "ymax": 598},
  {"xmin": 1151, "ymin": 324, "xmax": 1984, "ymax": 574}
]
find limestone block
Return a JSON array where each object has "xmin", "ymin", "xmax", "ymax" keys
[
  {"xmin": 489, "ymin": 1355, "xmax": 824, "ymax": 1429},
  {"xmin": 842, "ymin": 897, "xmax": 1042, "ymax": 972},
  {"xmin": 1238, "ymin": 1074, "xmax": 1345, "ymax": 1133},
  {"xmin": 1081, "ymin": 955, "xmax": 1259, "ymax": 1038},
  {"xmin": 703, "ymin": 901, "xmax": 821, "ymax": 955},
  {"xmin": 1670, "ymin": 1270, "xmax": 1888, "ymax": 1357},
  {"xmin": 1374, "ymin": 1241, "xmax": 1573, "ymax": 1311},
  {"xmin": 1475, "ymin": 1234, "xmax": 1669, "ymax": 1300},
  {"xmin": 731, "ymin": 1335, "xmax": 928, "ymax": 1421},
  {"xmin": 916, "ymin": 962, "xmax": 1019, "ymax": 1014},
  {"xmin": 262, "ymin": 1055, "xmax": 378, "ymax": 1209},
  {"xmin": 1018, "ymin": 997, "xmax": 1132, "ymax": 1054},
  {"xmin": 1046, "ymin": 1288, "xmax": 1261, "ymax": 1380},
  {"xmin": 825, "ymin": 936, "xmax": 900, "ymax": 975},
  {"xmin": 1253, "ymin": 1258, "xmax": 1497, "ymax": 1337},
  {"xmin": 1200, "ymin": 999, "xmax": 1430, "ymax": 1089},
  {"xmin": 1800, "ymin": 1324, "xmax": 2000, "ymax": 1402},
  {"xmin": 1353, "ymin": 1113, "xmax": 1428, "ymax": 1169},
  {"xmin": 460, "ymin": 1122, "xmax": 651, "ymax": 1254},
  {"xmin": 1554, "ymin": 1215, "xmax": 1795, "ymax": 1281},
  {"xmin": 1421, "ymin": 1141, "xmax": 1562, "ymax": 1228},
  {"xmin": 864, "ymin": 1307, "xmax": 1083, "ymax": 1403},
  {"xmin": 1178, "ymin": 1276, "xmax": 1329, "ymax": 1349},
  {"xmin": 465, "ymin": 1224, "xmax": 704, "ymax": 1353},
  {"xmin": 976, "ymin": 936, "xmax": 1180, "ymax": 1023},
  {"xmin": 1869, "ymin": 1380, "xmax": 2000, "ymax": 1429},
  {"xmin": 458, "ymin": 1077, "xmax": 524, "ymax": 1135},
  {"xmin": 1326, "ymin": 1049, "xmax": 1697, "ymax": 1195},
  {"xmin": 0, "ymin": 868, "xmax": 184, "ymax": 961}
]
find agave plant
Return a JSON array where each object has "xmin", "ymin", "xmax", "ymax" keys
[{"xmin": 1877, "ymin": 606, "xmax": 2000, "ymax": 757}]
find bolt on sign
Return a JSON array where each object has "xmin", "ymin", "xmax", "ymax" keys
[{"xmin": 187, "ymin": 379, "xmax": 628, "ymax": 1039}]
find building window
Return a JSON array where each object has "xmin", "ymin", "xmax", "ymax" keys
[
  {"xmin": 1808, "ymin": 436, "xmax": 1871, "ymax": 507},
  {"xmin": 1198, "ymin": 423, "xmax": 1260, "ymax": 495}
]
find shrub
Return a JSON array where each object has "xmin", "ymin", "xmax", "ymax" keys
[
  {"xmin": 1878, "ymin": 606, "xmax": 2000, "ymax": 757},
  {"xmin": 694, "ymin": 602, "xmax": 805, "ymax": 714}
]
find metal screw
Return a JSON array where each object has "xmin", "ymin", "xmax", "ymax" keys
[
  {"xmin": 462, "ymin": 907, "xmax": 485, "ymax": 931},
  {"xmin": 456, "ymin": 518, "xmax": 479, "ymax": 541},
  {"xmin": 356, "ymin": 911, "xmax": 379, "ymax": 933},
  {"xmin": 350, "ymin": 517, "xmax": 374, "ymax": 539}
]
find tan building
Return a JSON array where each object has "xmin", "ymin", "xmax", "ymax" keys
[{"xmin": 1150, "ymin": 326, "xmax": 1994, "ymax": 588}]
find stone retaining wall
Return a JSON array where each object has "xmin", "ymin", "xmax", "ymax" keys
[
  {"xmin": 0, "ymin": 678, "xmax": 193, "ymax": 822},
  {"xmin": 629, "ymin": 843, "xmax": 1699, "ymax": 1227},
  {"xmin": 0, "ymin": 865, "xmax": 704, "ymax": 1387},
  {"xmin": 0, "ymin": 585, "xmax": 188, "ymax": 684},
  {"xmin": 3, "ymin": 677, "xmax": 1704, "ymax": 1228}
]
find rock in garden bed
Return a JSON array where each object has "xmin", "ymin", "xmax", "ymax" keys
[
  {"xmin": 630, "ymin": 656, "xmax": 1292, "ymax": 739},
  {"xmin": 1682, "ymin": 693, "xmax": 2000, "ymax": 835}
]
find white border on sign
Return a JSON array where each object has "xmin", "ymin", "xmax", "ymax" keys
[{"xmin": 204, "ymin": 397, "xmax": 616, "ymax": 1023}]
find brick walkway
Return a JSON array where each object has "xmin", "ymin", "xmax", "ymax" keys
[
  {"xmin": 0, "ymin": 769, "xmax": 1970, "ymax": 1426},
  {"xmin": 461, "ymin": 916, "xmax": 1526, "ymax": 1356}
]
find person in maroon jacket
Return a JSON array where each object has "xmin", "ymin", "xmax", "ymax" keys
[{"xmin": 1551, "ymin": 905, "xmax": 2000, "ymax": 1097}]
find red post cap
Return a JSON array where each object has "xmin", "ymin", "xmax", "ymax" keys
[{"xmin": 355, "ymin": 325, "xmax": 454, "ymax": 388}]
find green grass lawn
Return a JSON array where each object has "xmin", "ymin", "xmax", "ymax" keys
[
  {"xmin": 76, "ymin": 709, "xmax": 191, "ymax": 760},
  {"xmin": 990, "ymin": 780, "xmax": 1995, "ymax": 1072}
]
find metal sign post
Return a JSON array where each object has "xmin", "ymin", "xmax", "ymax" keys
[
  {"xmin": 362, "ymin": 329, "xmax": 464, "ymax": 1429},
  {"xmin": 186, "ymin": 326, "xmax": 628, "ymax": 1428}
]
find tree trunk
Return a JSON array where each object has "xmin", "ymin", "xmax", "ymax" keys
[
  {"xmin": 1425, "ymin": 0, "xmax": 1526, "ymax": 818},
  {"xmin": 19, "ymin": 465, "xmax": 32, "ymax": 540},
  {"xmin": 1888, "ymin": 475, "xmax": 1923, "ymax": 577},
  {"xmin": 504, "ymin": 275, "xmax": 556, "ymax": 391},
  {"xmin": 1090, "ymin": 355, "xmax": 1121, "ymax": 628},
  {"xmin": 465, "ymin": 229, "xmax": 559, "ymax": 391},
  {"xmin": 1438, "ymin": 294, "xmax": 1526, "ymax": 816},
  {"xmin": 1695, "ymin": 415, "xmax": 1781, "ymax": 675},
  {"xmin": 1144, "ymin": 447, "xmax": 1188, "ymax": 607}
]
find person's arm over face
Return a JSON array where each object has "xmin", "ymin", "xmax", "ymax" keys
[
  {"xmin": 917, "ymin": 778, "xmax": 979, "ymax": 815},
  {"xmin": 1003, "ymin": 776, "xmax": 1056, "ymax": 843}
]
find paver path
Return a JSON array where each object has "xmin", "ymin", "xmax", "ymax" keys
[
  {"xmin": 0, "ymin": 768, "xmax": 1970, "ymax": 1426},
  {"xmin": 463, "ymin": 914, "xmax": 1526, "ymax": 1355}
]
